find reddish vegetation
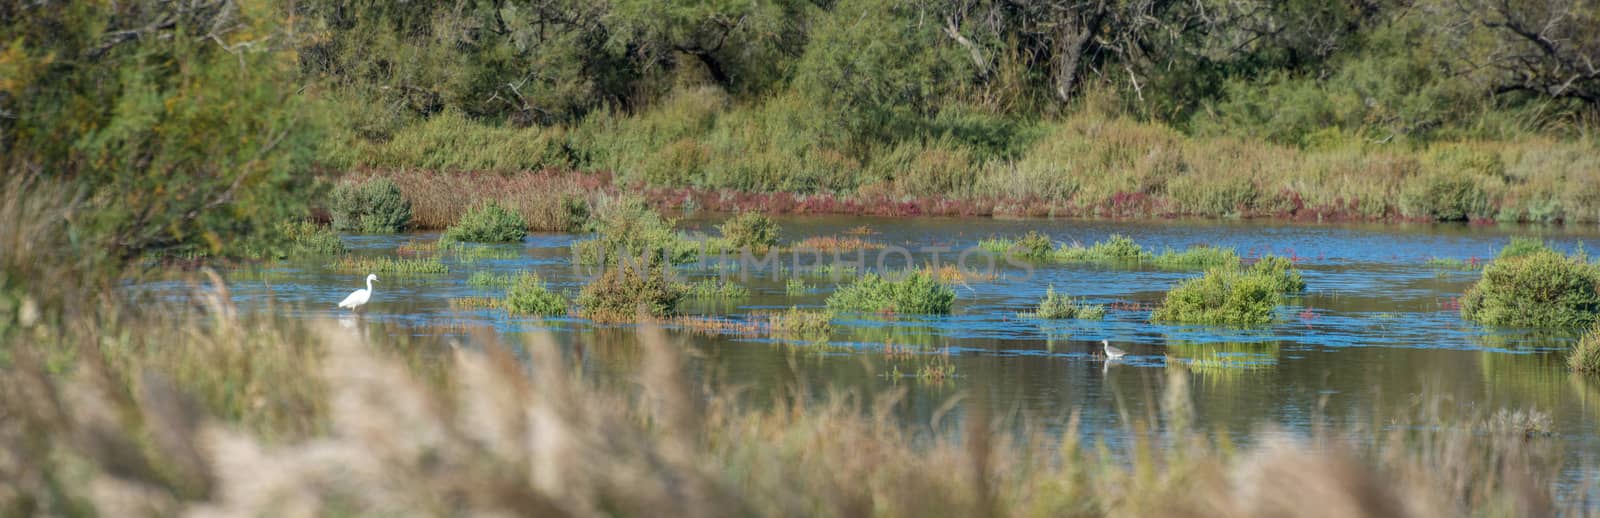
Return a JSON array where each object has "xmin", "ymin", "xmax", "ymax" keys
[{"xmin": 365, "ymin": 169, "xmax": 1434, "ymax": 228}]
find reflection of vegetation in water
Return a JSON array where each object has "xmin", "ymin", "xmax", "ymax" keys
[
  {"xmin": 1476, "ymin": 347, "xmax": 1577, "ymax": 411},
  {"xmin": 846, "ymin": 322, "xmax": 951, "ymax": 350},
  {"xmin": 1163, "ymin": 341, "xmax": 1280, "ymax": 383}
]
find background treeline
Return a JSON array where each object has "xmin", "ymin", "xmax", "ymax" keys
[{"xmin": 4, "ymin": 0, "xmax": 1600, "ymax": 259}]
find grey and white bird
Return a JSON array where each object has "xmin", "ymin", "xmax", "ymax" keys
[
  {"xmin": 338, "ymin": 273, "xmax": 378, "ymax": 311},
  {"xmin": 1101, "ymin": 339, "xmax": 1127, "ymax": 359}
]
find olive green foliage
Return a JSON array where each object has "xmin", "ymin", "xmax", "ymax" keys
[
  {"xmin": 826, "ymin": 272, "xmax": 956, "ymax": 315},
  {"xmin": 1249, "ymin": 255, "xmax": 1307, "ymax": 293},
  {"xmin": 1460, "ymin": 248, "xmax": 1600, "ymax": 328},
  {"xmin": 576, "ymin": 263, "xmax": 686, "ymax": 322},
  {"xmin": 1497, "ymin": 237, "xmax": 1552, "ymax": 261},
  {"xmin": 717, "ymin": 213, "xmax": 781, "ymax": 251},
  {"xmin": 445, "ymin": 202, "xmax": 527, "ymax": 243},
  {"xmin": 1, "ymin": 1, "xmax": 323, "ymax": 261},
  {"xmin": 331, "ymin": 179, "xmax": 413, "ymax": 233},
  {"xmin": 572, "ymin": 198, "xmax": 698, "ymax": 266},
  {"xmin": 1573, "ymin": 326, "xmax": 1600, "ymax": 373},
  {"xmin": 1019, "ymin": 286, "xmax": 1105, "ymax": 320},
  {"xmin": 503, "ymin": 273, "xmax": 568, "ymax": 316},
  {"xmin": 1152, "ymin": 269, "xmax": 1283, "ymax": 326}
]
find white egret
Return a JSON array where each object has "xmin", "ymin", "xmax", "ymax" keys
[
  {"xmin": 338, "ymin": 274, "xmax": 378, "ymax": 311},
  {"xmin": 1101, "ymin": 339, "xmax": 1127, "ymax": 359}
]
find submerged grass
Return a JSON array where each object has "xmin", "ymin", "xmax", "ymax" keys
[
  {"xmin": 766, "ymin": 307, "xmax": 833, "ymax": 340},
  {"xmin": 331, "ymin": 255, "xmax": 449, "ymax": 275},
  {"xmin": 684, "ymin": 278, "xmax": 751, "ymax": 300}
]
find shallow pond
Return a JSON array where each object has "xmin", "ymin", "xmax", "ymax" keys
[{"xmin": 135, "ymin": 216, "xmax": 1600, "ymax": 489}]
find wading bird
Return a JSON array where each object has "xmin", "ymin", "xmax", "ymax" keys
[
  {"xmin": 339, "ymin": 274, "xmax": 378, "ymax": 311},
  {"xmin": 1102, "ymin": 339, "xmax": 1127, "ymax": 359}
]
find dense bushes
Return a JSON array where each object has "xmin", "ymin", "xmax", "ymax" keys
[
  {"xmin": 826, "ymin": 272, "xmax": 956, "ymax": 314},
  {"xmin": 331, "ymin": 179, "xmax": 413, "ymax": 233},
  {"xmin": 717, "ymin": 213, "xmax": 780, "ymax": 252},
  {"xmin": 572, "ymin": 199, "xmax": 697, "ymax": 265},
  {"xmin": 576, "ymin": 263, "xmax": 686, "ymax": 322},
  {"xmin": 1249, "ymin": 255, "xmax": 1307, "ymax": 293},
  {"xmin": 1152, "ymin": 269, "xmax": 1284, "ymax": 325},
  {"xmin": 504, "ymin": 273, "xmax": 568, "ymax": 316},
  {"xmin": 3, "ymin": 1, "xmax": 323, "ymax": 260},
  {"xmin": 445, "ymin": 202, "xmax": 527, "ymax": 243},
  {"xmin": 1460, "ymin": 247, "xmax": 1600, "ymax": 328}
]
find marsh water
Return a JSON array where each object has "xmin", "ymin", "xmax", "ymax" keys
[{"xmin": 137, "ymin": 216, "xmax": 1600, "ymax": 488}]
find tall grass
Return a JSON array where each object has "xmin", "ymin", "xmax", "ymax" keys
[{"xmin": 0, "ymin": 293, "xmax": 1572, "ymax": 515}]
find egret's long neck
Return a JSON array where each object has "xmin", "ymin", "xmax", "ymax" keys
[{"xmin": 366, "ymin": 277, "xmax": 374, "ymax": 292}]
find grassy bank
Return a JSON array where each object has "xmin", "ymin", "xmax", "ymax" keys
[{"xmin": 354, "ymin": 103, "xmax": 1600, "ymax": 227}]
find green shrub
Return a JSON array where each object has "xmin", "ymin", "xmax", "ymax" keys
[
  {"xmin": 572, "ymin": 198, "xmax": 698, "ymax": 265},
  {"xmin": 826, "ymin": 272, "xmax": 956, "ymax": 314},
  {"xmin": 331, "ymin": 179, "xmax": 413, "ymax": 234},
  {"xmin": 1572, "ymin": 326, "xmax": 1600, "ymax": 373},
  {"xmin": 1400, "ymin": 172, "xmax": 1489, "ymax": 221},
  {"xmin": 785, "ymin": 278, "xmax": 811, "ymax": 296},
  {"xmin": 1151, "ymin": 268, "xmax": 1282, "ymax": 325},
  {"xmin": 1460, "ymin": 249, "xmax": 1600, "ymax": 327},
  {"xmin": 1053, "ymin": 235, "xmax": 1150, "ymax": 264},
  {"xmin": 1497, "ymin": 237, "xmax": 1551, "ymax": 261},
  {"xmin": 504, "ymin": 273, "xmax": 569, "ymax": 316},
  {"xmin": 1019, "ymin": 286, "xmax": 1105, "ymax": 320},
  {"xmin": 1248, "ymin": 255, "xmax": 1307, "ymax": 293},
  {"xmin": 717, "ymin": 213, "xmax": 781, "ymax": 251},
  {"xmin": 445, "ymin": 201, "xmax": 527, "ymax": 243},
  {"xmin": 576, "ymin": 263, "xmax": 686, "ymax": 322}
]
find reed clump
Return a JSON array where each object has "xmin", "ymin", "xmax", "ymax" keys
[{"xmin": 1568, "ymin": 326, "xmax": 1600, "ymax": 373}]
